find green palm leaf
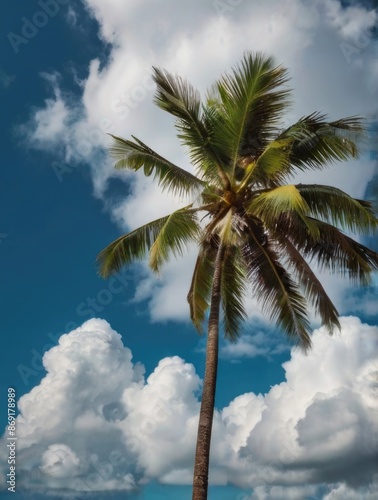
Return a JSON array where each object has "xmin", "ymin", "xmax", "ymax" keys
[
  {"xmin": 238, "ymin": 137, "xmax": 293, "ymax": 188},
  {"xmin": 149, "ymin": 208, "xmax": 200, "ymax": 272},
  {"xmin": 296, "ymin": 184, "xmax": 378, "ymax": 234},
  {"xmin": 153, "ymin": 68, "xmax": 231, "ymax": 189},
  {"xmin": 278, "ymin": 113, "xmax": 364, "ymax": 171},
  {"xmin": 281, "ymin": 238, "xmax": 340, "ymax": 333},
  {"xmin": 152, "ymin": 66, "xmax": 202, "ymax": 124},
  {"xmin": 187, "ymin": 239, "xmax": 217, "ymax": 333},
  {"xmin": 221, "ymin": 246, "xmax": 248, "ymax": 341},
  {"xmin": 247, "ymin": 184, "xmax": 320, "ymax": 238},
  {"xmin": 243, "ymin": 219, "xmax": 312, "ymax": 348},
  {"xmin": 293, "ymin": 218, "xmax": 378, "ymax": 285},
  {"xmin": 109, "ymin": 134, "xmax": 204, "ymax": 197},
  {"xmin": 97, "ymin": 215, "xmax": 172, "ymax": 278},
  {"xmin": 214, "ymin": 52, "xmax": 291, "ymax": 179}
]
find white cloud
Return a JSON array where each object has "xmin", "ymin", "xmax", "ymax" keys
[
  {"xmin": 0, "ymin": 316, "xmax": 377, "ymax": 497},
  {"xmin": 220, "ymin": 329, "xmax": 289, "ymax": 360},
  {"xmin": 21, "ymin": 74, "xmax": 71, "ymax": 149},
  {"xmin": 66, "ymin": 6, "xmax": 78, "ymax": 28},
  {"xmin": 323, "ymin": 477, "xmax": 378, "ymax": 500},
  {"xmin": 39, "ymin": 444, "xmax": 80, "ymax": 479},
  {"xmin": 341, "ymin": 283, "xmax": 378, "ymax": 318},
  {"xmin": 323, "ymin": 0, "xmax": 377, "ymax": 39}
]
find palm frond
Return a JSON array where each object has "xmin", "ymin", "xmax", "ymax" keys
[
  {"xmin": 195, "ymin": 102, "xmax": 232, "ymax": 186},
  {"xmin": 277, "ymin": 113, "xmax": 364, "ymax": 172},
  {"xmin": 303, "ymin": 221, "xmax": 378, "ymax": 286},
  {"xmin": 221, "ymin": 246, "xmax": 248, "ymax": 341},
  {"xmin": 214, "ymin": 52, "xmax": 291, "ymax": 179},
  {"xmin": 281, "ymin": 238, "xmax": 340, "ymax": 333},
  {"xmin": 153, "ymin": 68, "xmax": 231, "ymax": 189},
  {"xmin": 187, "ymin": 238, "xmax": 217, "ymax": 333},
  {"xmin": 109, "ymin": 134, "xmax": 204, "ymax": 197},
  {"xmin": 289, "ymin": 218, "xmax": 378, "ymax": 285},
  {"xmin": 97, "ymin": 215, "xmax": 173, "ymax": 278},
  {"xmin": 238, "ymin": 137, "xmax": 293, "ymax": 188},
  {"xmin": 152, "ymin": 67, "xmax": 202, "ymax": 123},
  {"xmin": 296, "ymin": 184, "xmax": 378, "ymax": 234},
  {"xmin": 275, "ymin": 211, "xmax": 378, "ymax": 285},
  {"xmin": 243, "ymin": 219, "xmax": 312, "ymax": 348},
  {"xmin": 149, "ymin": 208, "xmax": 200, "ymax": 272},
  {"xmin": 247, "ymin": 184, "xmax": 319, "ymax": 238}
]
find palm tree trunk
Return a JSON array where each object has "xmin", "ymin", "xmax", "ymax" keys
[{"xmin": 192, "ymin": 243, "xmax": 224, "ymax": 500}]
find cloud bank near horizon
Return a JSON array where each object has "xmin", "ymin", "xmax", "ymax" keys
[{"xmin": 0, "ymin": 316, "xmax": 377, "ymax": 498}]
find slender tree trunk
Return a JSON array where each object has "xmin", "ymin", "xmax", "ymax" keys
[{"xmin": 192, "ymin": 244, "xmax": 225, "ymax": 500}]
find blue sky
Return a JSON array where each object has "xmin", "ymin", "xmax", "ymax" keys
[{"xmin": 0, "ymin": 1, "xmax": 377, "ymax": 499}]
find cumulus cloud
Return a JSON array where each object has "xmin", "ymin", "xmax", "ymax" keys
[
  {"xmin": 0, "ymin": 316, "xmax": 377, "ymax": 497},
  {"xmin": 234, "ymin": 316, "xmax": 378, "ymax": 494}
]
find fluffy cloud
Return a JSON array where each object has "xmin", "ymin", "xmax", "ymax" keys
[{"xmin": 0, "ymin": 316, "xmax": 377, "ymax": 497}]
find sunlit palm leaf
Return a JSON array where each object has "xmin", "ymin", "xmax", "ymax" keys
[
  {"xmin": 109, "ymin": 134, "xmax": 204, "ymax": 197},
  {"xmin": 97, "ymin": 215, "xmax": 173, "ymax": 278},
  {"xmin": 296, "ymin": 184, "xmax": 378, "ymax": 234},
  {"xmin": 238, "ymin": 137, "xmax": 293, "ymax": 188},
  {"xmin": 149, "ymin": 208, "xmax": 200, "ymax": 272},
  {"xmin": 247, "ymin": 184, "xmax": 320, "ymax": 238}
]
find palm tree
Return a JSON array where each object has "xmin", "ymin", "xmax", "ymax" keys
[{"xmin": 97, "ymin": 53, "xmax": 378, "ymax": 500}]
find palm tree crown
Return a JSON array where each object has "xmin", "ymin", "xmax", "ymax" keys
[
  {"xmin": 97, "ymin": 53, "xmax": 378, "ymax": 499},
  {"xmin": 98, "ymin": 52, "xmax": 377, "ymax": 348}
]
